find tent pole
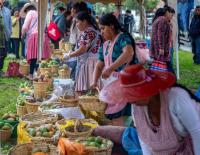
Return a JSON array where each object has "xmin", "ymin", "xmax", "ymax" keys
[{"xmin": 38, "ymin": 0, "xmax": 42, "ymax": 61}]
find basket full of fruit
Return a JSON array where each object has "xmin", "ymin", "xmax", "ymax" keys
[
  {"xmin": 72, "ymin": 136, "xmax": 113, "ymax": 155},
  {"xmin": 33, "ymin": 75, "xmax": 49, "ymax": 99},
  {"xmin": 48, "ymin": 60, "xmax": 59, "ymax": 74},
  {"xmin": 20, "ymin": 111, "xmax": 58, "ymax": 126},
  {"xmin": 16, "ymin": 95, "xmax": 28, "ymax": 116},
  {"xmin": 8, "ymin": 142, "xmax": 59, "ymax": 155},
  {"xmin": 25, "ymin": 124, "xmax": 60, "ymax": 144},
  {"xmin": 79, "ymin": 90, "xmax": 107, "ymax": 113},
  {"xmin": 0, "ymin": 121, "xmax": 13, "ymax": 142},
  {"xmin": 57, "ymin": 119, "xmax": 98, "ymax": 138},
  {"xmin": 19, "ymin": 59, "xmax": 29, "ymax": 76},
  {"xmin": 39, "ymin": 61, "xmax": 51, "ymax": 75},
  {"xmin": 58, "ymin": 64, "xmax": 70, "ymax": 79}
]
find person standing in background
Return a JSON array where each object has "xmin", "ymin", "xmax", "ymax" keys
[
  {"xmin": 0, "ymin": 0, "xmax": 12, "ymax": 77},
  {"xmin": 21, "ymin": 3, "xmax": 50, "ymax": 79},
  {"xmin": 11, "ymin": 8, "xmax": 20, "ymax": 59},
  {"xmin": 189, "ymin": 5, "xmax": 200, "ymax": 64},
  {"xmin": 124, "ymin": 10, "xmax": 134, "ymax": 34}
]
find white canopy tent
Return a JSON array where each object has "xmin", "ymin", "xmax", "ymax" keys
[{"xmin": 38, "ymin": 0, "xmax": 180, "ymax": 79}]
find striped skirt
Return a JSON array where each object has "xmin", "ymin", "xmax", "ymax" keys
[
  {"xmin": 75, "ymin": 57, "xmax": 102, "ymax": 92},
  {"xmin": 26, "ymin": 32, "xmax": 51, "ymax": 62}
]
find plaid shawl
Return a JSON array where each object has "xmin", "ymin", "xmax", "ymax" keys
[{"xmin": 0, "ymin": 12, "xmax": 5, "ymax": 48}]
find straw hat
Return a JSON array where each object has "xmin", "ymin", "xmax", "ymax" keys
[{"xmin": 20, "ymin": 2, "xmax": 37, "ymax": 18}]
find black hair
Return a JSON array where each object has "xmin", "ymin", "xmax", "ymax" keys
[
  {"xmin": 152, "ymin": 8, "xmax": 165, "ymax": 23},
  {"xmin": 100, "ymin": 13, "xmax": 137, "ymax": 64},
  {"xmin": 64, "ymin": 10, "xmax": 71, "ymax": 17},
  {"xmin": 24, "ymin": 5, "xmax": 36, "ymax": 13},
  {"xmin": 58, "ymin": 7, "xmax": 65, "ymax": 12},
  {"xmin": 11, "ymin": 7, "xmax": 19, "ymax": 16},
  {"xmin": 76, "ymin": 11, "xmax": 99, "ymax": 30},
  {"xmin": 126, "ymin": 10, "xmax": 131, "ymax": 14},
  {"xmin": 173, "ymin": 83, "xmax": 200, "ymax": 102},
  {"xmin": 72, "ymin": 2, "xmax": 88, "ymax": 13},
  {"xmin": 196, "ymin": 5, "xmax": 200, "ymax": 9},
  {"xmin": 164, "ymin": 5, "xmax": 175, "ymax": 14}
]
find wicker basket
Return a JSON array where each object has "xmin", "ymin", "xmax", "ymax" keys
[
  {"xmin": 25, "ymin": 100, "xmax": 41, "ymax": 113},
  {"xmin": 0, "ymin": 128, "xmax": 12, "ymax": 142},
  {"xmin": 64, "ymin": 43, "xmax": 72, "ymax": 52},
  {"xmin": 20, "ymin": 111, "xmax": 58, "ymax": 126},
  {"xmin": 33, "ymin": 81, "xmax": 48, "ymax": 99},
  {"xmin": 56, "ymin": 119, "xmax": 98, "ymax": 138},
  {"xmin": 58, "ymin": 95, "xmax": 78, "ymax": 107},
  {"xmin": 27, "ymin": 124, "xmax": 60, "ymax": 145},
  {"xmin": 58, "ymin": 69, "xmax": 70, "ymax": 79},
  {"xmin": 39, "ymin": 67, "xmax": 52, "ymax": 75},
  {"xmin": 51, "ymin": 65, "xmax": 59, "ymax": 74},
  {"xmin": 71, "ymin": 137, "xmax": 113, "ymax": 155},
  {"xmin": 19, "ymin": 64, "xmax": 29, "ymax": 76},
  {"xmin": 8, "ymin": 142, "xmax": 59, "ymax": 155},
  {"xmin": 79, "ymin": 95, "xmax": 107, "ymax": 113},
  {"xmin": 16, "ymin": 104, "xmax": 27, "ymax": 117}
]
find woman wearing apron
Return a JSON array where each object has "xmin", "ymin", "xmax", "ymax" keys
[
  {"xmin": 64, "ymin": 12, "xmax": 102, "ymax": 95},
  {"xmin": 91, "ymin": 13, "xmax": 137, "ymax": 125}
]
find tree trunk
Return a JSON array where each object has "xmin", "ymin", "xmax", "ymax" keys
[{"xmin": 137, "ymin": 0, "xmax": 146, "ymax": 39}]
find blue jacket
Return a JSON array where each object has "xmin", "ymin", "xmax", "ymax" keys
[
  {"xmin": 54, "ymin": 14, "xmax": 66, "ymax": 36},
  {"xmin": 189, "ymin": 15, "xmax": 200, "ymax": 39},
  {"xmin": 0, "ymin": 6, "xmax": 12, "ymax": 40}
]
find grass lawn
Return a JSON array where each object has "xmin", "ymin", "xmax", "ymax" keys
[
  {"xmin": 0, "ymin": 50, "xmax": 199, "ymax": 117},
  {"xmin": 174, "ymin": 51, "xmax": 200, "ymax": 90}
]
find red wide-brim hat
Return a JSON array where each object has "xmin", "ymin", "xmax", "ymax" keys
[{"xmin": 99, "ymin": 64, "xmax": 176, "ymax": 107}]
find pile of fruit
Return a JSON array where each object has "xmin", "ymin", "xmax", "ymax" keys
[
  {"xmin": 33, "ymin": 74, "xmax": 50, "ymax": 83},
  {"xmin": 75, "ymin": 136, "xmax": 112, "ymax": 149},
  {"xmin": 2, "ymin": 113, "xmax": 19, "ymax": 121},
  {"xmin": 17, "ymin": 95, "xmax": 26, "ymax": 106},
  {"xmin": 7, "ymin": 54, "xmax": 17, "ymax": 61},
  {"xmin": 40, "ymin": 61, "xmax": 50, "ymax": 68},
  {"xmin": 0, "ymin": 143, "xmax": 13, "ymax": 154},
  {"xmin": 19, "ymin": 82, "xmax": 33, "ymax": 96},
  {"xmin": 48, "ymin": 60, "xmax": 59, "ymax": 66},
  {"xmin": 0, "ymin": 122, "xmax": 12, "ymax": 131},
  {"xmin": 59, "ymin": 64, "xmax": 69, "ymax": 71},
  {"xmin": 20, "ymin": 59, "xmax": 28, "ymax": 65},
  {"xmin": 26, "ymin": 124, "xmax": 57, "ymax": 138}
]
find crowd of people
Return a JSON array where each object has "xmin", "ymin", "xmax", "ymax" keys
[{"xmin": 0, "ymin": 0, "xmax": 200, "ymax": 154}]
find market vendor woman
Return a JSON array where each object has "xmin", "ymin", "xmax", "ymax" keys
[
  {"xmin": 64, "ymin": 12, "xmax": 102, "ymax": 95},
  {"xmin": 100, "ymin": 64, "xmax": 200, "ymax": 154},
  {"xmin": 91, "ymin": 13, "xmax": 137, "ymax": 123}
]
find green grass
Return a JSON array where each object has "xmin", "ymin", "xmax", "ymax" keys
[
  {"xmin": 174, "ymin": 50, "xmax": 200, "ymax": 90},
  {"xmin": 0, "ymin": 51, "xmax": 199, "ymax": 117}
]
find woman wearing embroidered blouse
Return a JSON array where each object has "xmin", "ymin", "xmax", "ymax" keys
[
  {"xmin": 91, "ymin": 13, "xmax": 137, "ymax": 123},
  {"xmin": 100, "ymin": 64, "xmax": 200, "ymax": 155},
  {"xmin": 63, "ymin": 12, "xmax": 102, "ymax": 95}
]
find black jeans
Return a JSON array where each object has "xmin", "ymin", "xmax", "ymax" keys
[
  {"xmin": 11, "ymin": 38, "xmax": 20, "ymax": 59},
  {"xmin": 0, "ymin": 41, "xmax": 8, "ymax": 70},
  {"xmin": 30, "ymin": 59, "xmax": 39, "ymax": 75},
  {"xmin": 21, "ymin": 38, "xmax": 26, "ymax": 58}
]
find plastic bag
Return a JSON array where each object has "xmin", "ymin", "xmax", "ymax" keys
[
  {"xmin": 43, "ymin": 107, "xmax": 85, "ymax": 119},
  {"xmin": 17, "ymin": 121, "xmax": 31, "ymax": 144},
  {"xmin": 58, "ymin": 138, "xmax": 93, "ymax": 155},
  {"xmin": 122, "ymin": 127, "xmax": 142, "ymax": 155}
]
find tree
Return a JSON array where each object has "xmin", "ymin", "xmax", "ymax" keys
[{"xmin": 9, "ymin": 0, "xmax": 19, "ymax": 8}]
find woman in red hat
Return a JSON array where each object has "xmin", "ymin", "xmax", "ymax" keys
[
  {"xmin": 100, "ymin": 64, "xmax": 200, "ymax": 154},
  {"xmin": 91, "ymin": 13, "xmax": 137, "ymax": 124}
]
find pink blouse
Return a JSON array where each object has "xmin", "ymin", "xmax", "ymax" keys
[{"xmin": 22, "ymin": 10, "xmax": 38, "ymax": 36}]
